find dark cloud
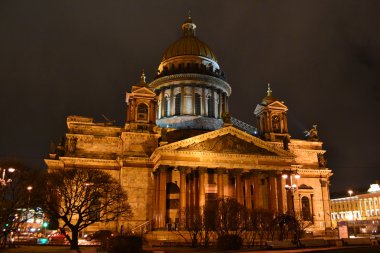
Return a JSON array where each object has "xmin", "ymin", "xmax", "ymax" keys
[{"xmin": 0, "ymin": 0, "xmax": 379, "ymax": 192}]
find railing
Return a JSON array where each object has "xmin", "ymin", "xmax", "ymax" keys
[
  {"xmin": 131, "ymin": 220, "xmax": 152, "ymax": 235},
  {"xmin": 231, "ymin": 117, "xmax": 258, "ymax": 136}
]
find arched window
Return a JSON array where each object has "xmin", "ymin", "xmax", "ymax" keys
[
  {"xmin": 175, "ymin": 93, "xmax": 181, "ymax": 115},
  {"xmin": 207, "ymin": 94, "xmax": 214, "ymax": 117},
  {"xmin": 301, "ymin": 196, "xmax": 312, "ymax": 221},
  {"xmin": 272, "ymin": 115, "xmax": 281, "ymax": 133},
  {"xmin": 163, "ymin": 96, "xmax": 169, "ymax": 117},
  {"xmin": 137, "ymin": 103, "xmax": 148, "ymax": 121},
  {"xmin": 194, "ymin": 93, "xmax": 201, "ymax": 115}
]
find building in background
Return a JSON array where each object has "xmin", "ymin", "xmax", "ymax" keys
[
  {"xmin": 45, "ymin": 16, "xmax": 333, "ymax": 235},
  {"xmin": 331, "ymin": 183, "xmax": 380, "ymax": 235}
]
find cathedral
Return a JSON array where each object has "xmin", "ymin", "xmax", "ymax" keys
[{"xmin": 45, "ymin": 16, "xmax": 332, "ymax": 235}]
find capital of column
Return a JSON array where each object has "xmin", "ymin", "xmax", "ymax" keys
[
  {"xmin": 216, "ymin": 168, "xmax": 226, "ymax": 175},
  {"xmin": 178, "ymin": 166, "xmax": 187, "ymax": 174},
  {"xmin": 249, "ymin": 169, "xmax": 263, "ymax": 176},
  {"xmin": 232, "ymin": 169, "xmax": 243, "ymax": 175},
  {"xmin": 158, "ymin": 166, "xmax": 169, "ymax": 172},
  {"xmin": 198, "ymin": 167, "xmax": 207, "ymax": 174}
]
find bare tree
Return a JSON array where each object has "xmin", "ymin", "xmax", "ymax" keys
[
  {"xmin": 273, "ymin": 212, "xmax": 312, "ymax": 247},
  {"xmin": 215, "ymin": 198, "xmax": 245, "ymax": 250},
  {"xmin": 183, "ymin": 206, "xmax": 203, "ymax": 247},
  {"xmin": 215, "ymin": 198, "xmax": 246, "ymax": 237},
  {"xmin": 174, "ymin": 205, "xmax": 216, "ymax": 248},
  {"xmin": 44, "ymin": 168, "xmax": 132, "ymax": 250}
]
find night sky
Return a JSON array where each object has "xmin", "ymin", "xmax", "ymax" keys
[{"xmin": 0, "ymin": 1, "xmax": 379, "ymax": 193}]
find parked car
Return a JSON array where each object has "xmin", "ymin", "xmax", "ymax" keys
[
  {"xmin": 84, "ymin": 230, "xmax": 115, "ymax": 241},
  {"xmin": 48, "ymin": 232, "xmax": 66, "ymax": 241},
  {"xmin": 14, "ymin": 232, "xmax": 36, "ymax": 243}
]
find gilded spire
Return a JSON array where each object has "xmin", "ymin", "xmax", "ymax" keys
[
  {"xmin": 140, "ymin": 69, "xmax": 146, "ymax": 84},
  {"xmin": 187, "ymin": 10, "xmax": 192, "ymax": 22},
  {"xmin": 267, "ymin": 83, "xmax": 272, "ymax": 96},
  {"xmin": 182, "ymin": 12, "xmax": 196, "ymax": 37}
]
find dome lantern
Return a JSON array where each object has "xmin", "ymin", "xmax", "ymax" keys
[{"xmin": 181, "ymin": 14, "xmax": 196, "ymax": 37}]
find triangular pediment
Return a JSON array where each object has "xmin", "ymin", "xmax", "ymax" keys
[
  {"xmin": 254, "ymin": 101, "xmax": 288, "ymax": 115},
  {"xmin": 267, "ymin": 101, "xmax": 288, "ymax": 110},
  {"xmin": 155, "ymin": 126, "xmax": 293, "ymax": 157},
  {"xmin": 177, "ymin": 133, "xmax": 278, "ymax": 155},
  {"xmin": 131, "ymin": 86, "xmax": 156, "ymax": 96}
]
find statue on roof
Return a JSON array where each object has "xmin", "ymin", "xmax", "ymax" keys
[
  {"xmin": 304, "ymin": 125, "xmax": 318, "ymax": 141},
  {"xmin": 221, "ymin": 112, "xmax": 232, "ymax": 124}
]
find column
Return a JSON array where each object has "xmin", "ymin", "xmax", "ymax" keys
[
  {"xmin": 160, "ymin": 89, "xmax": 165, "ymax": 118},
  {"xmin": 244, "ymin": 175, "xmax": 252, "ymax": 209},
  {"xmin": 311, "ymin": 194, "xmax": 315, "ymax": 223},
  {"xmin": 180, "ymin": 86, "xmax": 185, "ymax": 115},
  {"xmin": 170, "ymin": 86, "xmax": 174, "ymax": 116},
  {"xmin": 277, "ymin": 174, "xmax": 287, "ymax": 213},
  {"xmin": 192, "ymin": 85, "xmax": 196, "ymax": 115},
  {"xmin": 235, "ymin": 171, "xmax": 243, "ymax": 205},
  {"xmin": 320, "ymin": 178, "xmax": 332, "ymax": 228},
  {"xmin": 218, "ymin": 90, "xmax": 222, "ymax": 118},
  {"xmin": 217, "ymin": 169, "xmax": 224, "ymax": 200},
  {"xmin": 152, "ymin": 172, "xmax": 159, "ymax": 228},
  {"xmin": 211, "ymin": 88, "xmax": 215, "ymax": 118},
  {"xmin": 188, "ymin": 171, "xmax": 194, "ymax": 209},
  {"xmin": 267, "ymin": 112, "xmax": 271, "ymax": 133},
  {"xmin": 286, "ymin": 176, "xmax": 294, "ymax": 213},
  {"xmin": 179, "ymin": 167, "xmax": 187, "ymax": 228},
  {"xmin": 201, "ymin": 86, "xmax": 206, "ymax": 116},
  {"xmin": 158, "ymin": 167, "xmax": 167, "ymax": 228},
  {"xmin": 223, "ymin": 93, "xmax": 228, "ymax": 114},
  {"xmin": 268, "ymin": 176, "xmax": 278, "ymax": 212},
  {"xmin": 225, "ymin": 95, "xmax": 229, "ymax": 113},
  {"xmin": 193, "ymin": 170, "xmax": 199, "ymax": 208},
  {"xmin": 284, "ymin": 114, "xmax": 288, "ymax": 133},
  {"xmin": 199, "ymin": 168, "xmax": 206, "ymax": 208},
  {"xmin": 252, "ymin": 173, "xmax": 263, "ymax": 209}
]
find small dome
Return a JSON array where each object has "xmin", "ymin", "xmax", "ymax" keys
[
  {"xmin": 261, "ymin": 84, "xmax": 278, "ymax": 105},
  {"xmin": 162, "ymin": 16, "xmax": 218, "ymax": 62}
]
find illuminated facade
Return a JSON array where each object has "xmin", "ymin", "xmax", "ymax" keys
[
  {"xmin": 45, "ymin": 16, "xmax": 333, "ymax": 235},
  {"xmin": 331, "ymin": 184, "xmax": 380, "ymax": 228}
]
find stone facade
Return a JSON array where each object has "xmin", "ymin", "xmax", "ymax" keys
[{"xmin": 45, "ymin": 16, "xmax": 333, "ymax": 235}]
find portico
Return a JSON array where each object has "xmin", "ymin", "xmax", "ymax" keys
[{"xmin": 150, "ymin": 126, "xmax": 295, "ymax": 229}]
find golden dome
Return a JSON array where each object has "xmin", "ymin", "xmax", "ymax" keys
[{"xmin": 162, "ymin": 16, "xmax": 218, "ymax": 62}]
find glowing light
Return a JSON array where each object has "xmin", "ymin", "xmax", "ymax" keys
[
  {"xmin": 282, "ymin": 174, "xmax": 288, "ymax": 179},
  {"xmin": 368, "ymin": 184, "xmax": 380, "ymax": 193},
  {"xmin": 295, "ymin": 174, "xmax": 301, "ymax": 179},
  {"xmin": 27, "ymin": 186, "xmax": 33, "ymax": 191},
  {"xmin": 8, "ymin": 168, "xmax": 15, "ymax": 173}
]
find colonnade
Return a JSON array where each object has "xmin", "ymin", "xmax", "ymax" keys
[
  {"xmin": 152, "ymin": 166, "xmax": 289, "ymax": 229},
  {"xmin": 157, "ymin": 85, "xmax": 229, "ymax": 119}
]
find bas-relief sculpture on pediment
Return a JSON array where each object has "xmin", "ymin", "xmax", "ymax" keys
[{"xmin": 176, "ymin": 133, "xmax": 278, "ymax": 156}]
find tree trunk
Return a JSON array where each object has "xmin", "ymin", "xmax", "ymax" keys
[{"xmin": 70, "ymin": 229, "xmax": 79, "ymax": 250}]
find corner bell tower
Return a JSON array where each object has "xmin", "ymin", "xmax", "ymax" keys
[
  {"xmin": 254, "ymin": 84, "xmax": 289, "ymax": 141},
  {"xmin": 125, "ymin": 71, "xmax": 157, "ymax": 132}
]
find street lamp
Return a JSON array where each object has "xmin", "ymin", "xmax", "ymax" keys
[
  {"xmin": 0, "ymin": 167, "xmax": 15, "ymax": 186},
  {"xmin": 27, "ymin": 186, "xmax": 33, "ymax": 223},
  {"xmin": 282, "ymin": 171, "xmax": 301, "ymax": 214},
  {"xmin": 348, "ymin": 190, "xmax": 353, "ymax": 197}
]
